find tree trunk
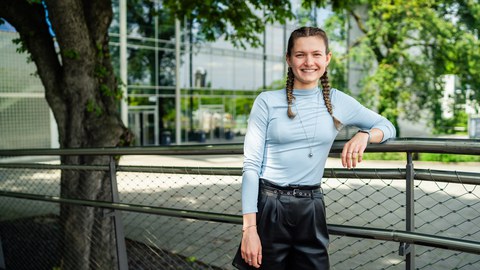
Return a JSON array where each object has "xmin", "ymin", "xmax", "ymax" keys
[{"xmin": 0, "ymin": 1, "xmax": 133, "ymax": 269}]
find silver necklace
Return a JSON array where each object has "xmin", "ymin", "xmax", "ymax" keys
[{"xmin": 294, "ymin": 95, "xmax": 320, "ymax": 158}]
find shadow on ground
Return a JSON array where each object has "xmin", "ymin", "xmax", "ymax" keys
[{"xmin": 0, "ymin": 215, "xmax": 222, "ymax": 270}]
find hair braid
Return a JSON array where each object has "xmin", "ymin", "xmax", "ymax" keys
[
  {"xmin": 286, "ymin": 67, "xmax": 296, "ymax": 119},
  {"xmin": 320, "ymin": 70, "xmax": 342, "ymax": 129}
]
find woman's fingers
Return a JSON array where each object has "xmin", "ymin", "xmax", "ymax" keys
[
  {"xmin": 342, "ymin": 146, "xmax": 365, "ymax": 169},
  {"xmin": 245, "ymin": 251, "xmax": 261, "ymax": 268},
  {"xmin": 341, "ymin": 147, "xmax": 350, "ymax": 167},
  {"xmin": 241, "ymin": 230, "xmax": 262, "ymax": 268}
]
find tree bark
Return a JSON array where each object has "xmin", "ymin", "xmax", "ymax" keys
[{"xmin": 0, "ymin": 1, "xmax": 133, "ymax": 269}]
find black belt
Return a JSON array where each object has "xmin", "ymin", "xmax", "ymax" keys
[{"xmin": 260, "ymin": 179, "xmax": 322, "ymax": 198}]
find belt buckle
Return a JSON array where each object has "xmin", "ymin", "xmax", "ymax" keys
[{"xmin": 292, "ymin": 188, "xmax": 300, "ymax": 197}]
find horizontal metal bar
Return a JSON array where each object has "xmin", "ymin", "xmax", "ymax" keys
[
  {"xmin": 1, "ymin": 138, "xmax": 480, "ymax": 157},
  {"xmin": 0, "ymin": 163, "xmax": 243, "ymax": 175},
  {"xmin": 0, "ymin": 190, "xmax": 242, "ymax": 224},
  {"xmin": 324, "ymin": 168, "xmax": 480, "ymax": 185},
  {"xmin": 343, "ymin": 138, "xmax": 480, "ymax": 155},
  {"xmin": 0, "ymin": 163, "xmax": 109, "ymax": 171},
  {"xmin": 414, "ymin": 169, "xmax": 480, "ymax": 185},
  {"xmin": 323, "ymin": 168, "xmax": 407, "ymax": 179},
  {"xmin": 116, "ymin": 165, "xmax": 243, "ymax": 176},
  {"xmin": 0, "ymin": 145, "xmax": 243, "ymax": 156},
  {"xmin": 2, "ymin": 164, "xmax": 479, "ymax": 185},
  {"xmin": 329, "ymin": 224, "xmax": 480, "ymax": 255},
  {"xmin": 1, "ymin": 189, "xmax": 479, "ymax": 255}
]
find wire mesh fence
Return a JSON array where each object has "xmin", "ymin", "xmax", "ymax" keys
[{"xmin": 1, "ymin": 146, "xmax": 480, "ymax": 269}]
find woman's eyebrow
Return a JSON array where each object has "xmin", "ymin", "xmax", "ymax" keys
[{"xmin": 294, "ymin": 50, "xmax": 323, "ymax": 54}]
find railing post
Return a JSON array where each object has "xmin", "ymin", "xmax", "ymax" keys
[
  {"xmin": 400, "ymin": 152, "xmax": 415, "ymax": 270},
  {"xmin": 0, "ymin": 236, "xmax": 5, "ymax": 270},
  {"xmin": 109, "ymin": 156, "xmax": 129, "ymax": 270}
]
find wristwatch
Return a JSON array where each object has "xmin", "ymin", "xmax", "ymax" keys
[{"xmin": 357, "ymin": 129, "xmax": 371, "ymax": 143}]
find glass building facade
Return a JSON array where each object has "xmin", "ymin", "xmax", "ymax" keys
[
  {"xmin": 0, "ymin": 1, "xmax": 306, "ymax": 149},
  {"xmin": 0, "ymin": 28, "xmax": 54, "ymax": 149}
]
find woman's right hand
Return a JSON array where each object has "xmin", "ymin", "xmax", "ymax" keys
[{"xmin": 241, "ymin": 226, "xmax": 262, "ymax": 268}]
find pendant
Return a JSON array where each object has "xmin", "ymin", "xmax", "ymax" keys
[{"xmin": 309, "ymin": 152, "xmax": 313, "ymax": 158}]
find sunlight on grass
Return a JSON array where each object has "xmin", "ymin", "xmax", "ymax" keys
[{"xmin": 363, "ymin": 153, "xmax": 480, "ymax": 162}]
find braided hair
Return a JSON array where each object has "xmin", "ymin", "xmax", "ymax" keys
[
  {"xmin": 285, "ymin": 27, "xmax": 342, "ymax": 129},
  {"xmin": 286, "ymin": 67, "xmax": 296, "ymax": 118}
]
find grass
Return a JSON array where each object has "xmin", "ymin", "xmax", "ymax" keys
[
  {"xmin": 418, "ymin": 153, "xmax": 480, "ymax": 162},
  {"xmin": 363, "ymin": 152, "xmax": 480, "ymax": 162}
]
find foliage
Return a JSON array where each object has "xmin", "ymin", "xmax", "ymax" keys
[
  {"xmin": 362, "ymin": 152, "xmax": 405, "ymax": 161},
  {"xmin": 313, "ymin": 0, "xmax": 480, "ymax": 135},
  {"xmin": 363, "ymin": 152, "xmax": 480, "ymax": 162},
  {"xmin": 418, "ymin": 153, "xmax": 480, "ymax": 162},
  {"xmin": 323, "ymin": 14, "xmax": 348, "ymax": 93},
  {"xmin": 296, "ymin": 5, "xmax": 317, "ymax": 26},
  {"xmin": 162, "ymin": 0, "xmax": 299, "ymax": 48}
]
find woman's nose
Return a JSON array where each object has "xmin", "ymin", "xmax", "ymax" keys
[{"xmin": 304, "ymin": 55, "xmax": 313, "ymax": 65}]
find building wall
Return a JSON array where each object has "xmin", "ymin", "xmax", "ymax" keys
[{"xmin": 0, "ymin": 30, "xmax": 53, "ymax": 149}]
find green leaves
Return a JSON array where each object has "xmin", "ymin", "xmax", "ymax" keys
[
  {"xmin": 86, "ymin": 99, "xmax": 103, "ymax": 117},
  {"xmin": 335, "ymin": 0, "xmax": 480, "ymax": 134},
  {"xmin": 12, "ymin": 37, "xmax": 28, "ymax": 54},
  {"xmin": 63, "ymin": 49, "xmax": 80, "ymax": 60},
  {"xmin": 162, "ymin": 0, "xmax": 295, "ymax": 48}
]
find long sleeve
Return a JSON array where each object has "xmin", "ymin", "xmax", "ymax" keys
[
  {"xmin": 241, "ymin": 92, "xmax": 269, "ymax": 214},
  {"xmin": 331, "ymin": 89, "xmax": 396, "ymax": 141}
]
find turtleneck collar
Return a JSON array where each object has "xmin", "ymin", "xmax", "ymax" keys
[{"xmin": 293, "ymin": 86, "xmax": 320, "ymax": 96}]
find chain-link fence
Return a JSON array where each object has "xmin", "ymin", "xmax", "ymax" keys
[{"xmin": 1, "ymin": 140, "xmax": 480, "ymax": 269}]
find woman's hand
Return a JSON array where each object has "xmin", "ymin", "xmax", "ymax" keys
[
  {"xmin": 342, "ymin": 131, "xmax": 370, "ymax": 169},
  {"xmin": 241, "ymin": 224, "xmax": 262, "ymax": 268}
]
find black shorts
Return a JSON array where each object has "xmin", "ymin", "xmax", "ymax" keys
[{"xmin": 233, "ymin": 179, "xmax": 330, "ymax": 270}]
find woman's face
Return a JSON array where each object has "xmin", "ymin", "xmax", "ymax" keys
[{"xmin": 286, "ymin": 36, "xmax": 331, "ymax": 89}]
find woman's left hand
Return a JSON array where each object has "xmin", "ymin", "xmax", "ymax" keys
[{"xmin": 341, "ymin": 131, "xmax": 370, "ymax": 169}]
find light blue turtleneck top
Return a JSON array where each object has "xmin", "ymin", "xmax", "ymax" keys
[{"xmin": 241, "ymin": 87, "xmax": 396, "ymax": 214}]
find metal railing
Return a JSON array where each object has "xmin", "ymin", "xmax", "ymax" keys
[{"xmin": 0, "ymin": 138, "xmax": 480, "ymax": 269}]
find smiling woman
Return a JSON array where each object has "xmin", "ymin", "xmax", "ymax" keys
[{"xmin": 234, "ymin": 26, "xmax": 396, "ymax": 270}]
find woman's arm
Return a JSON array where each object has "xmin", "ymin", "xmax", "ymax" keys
[
  {"xmin": 330, "ymin": 89, "xmax": 396, "ymax": 168},
  {"xmin": 240, "ymin": 93, "xmax": 269, "ymax": 268}
]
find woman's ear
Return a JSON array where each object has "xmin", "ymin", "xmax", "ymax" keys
[
  {"xmin": 325, "ymin": 52, "xmax": 332, "ymax": 66},
  {"xmin": 286, "ymin": 54, "xmax": 292, "ymax": 67}
]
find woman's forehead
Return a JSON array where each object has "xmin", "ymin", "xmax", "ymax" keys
[{"xmin": 292, "ymin": 36, "xmax": 327, "ymax": 52}]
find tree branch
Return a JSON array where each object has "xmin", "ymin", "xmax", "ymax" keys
[
  {"xmin": 45, "ymin": 0, "xmax": 95, "ymax": 69},
  {"xmin": 82, "ymin": 0, "xmax": 113, "ymax": 45},
  {"xmin": 349, "ymin": 10, "xmax": 368, "ymax": 34}
]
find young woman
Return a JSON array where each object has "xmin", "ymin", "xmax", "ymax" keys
[{"xmin": 233, "ymin": 27, "xmax": 396, "ymax": 269}]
